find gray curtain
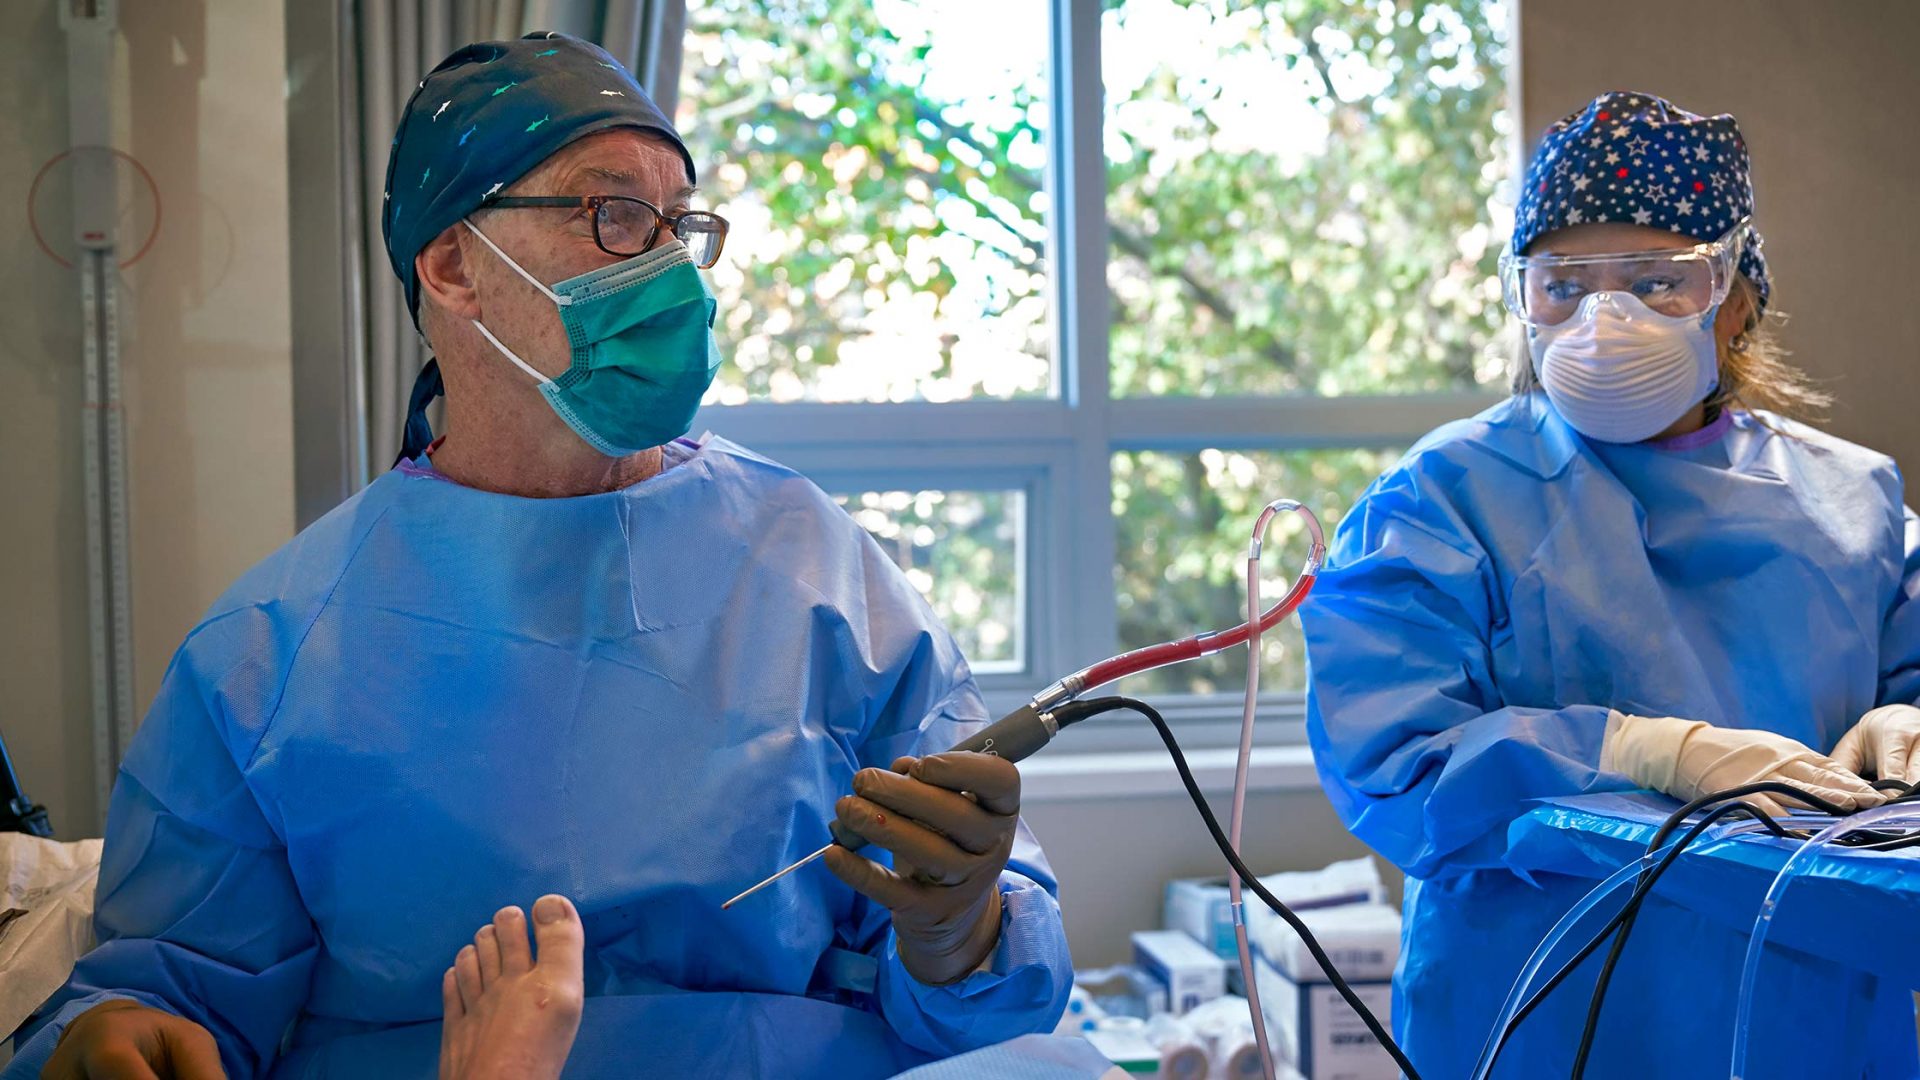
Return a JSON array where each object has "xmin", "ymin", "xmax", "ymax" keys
[{"xmin": 350, "ymin": 0, "xmax": 687, "ymax": 469}]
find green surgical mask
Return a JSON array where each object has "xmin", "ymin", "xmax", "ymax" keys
[{"xmin": 464, "ymin": 219, "xmax": 722, "ymax": 456}]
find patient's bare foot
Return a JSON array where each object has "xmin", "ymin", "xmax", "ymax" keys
[{"xmin": 439, "ymin": 895, "xmax": 586, "ymax": 1080}]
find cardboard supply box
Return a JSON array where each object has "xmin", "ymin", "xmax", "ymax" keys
[
  {"xmin": 1164, "ymin": 857, "xmax": 1388, "ymax": 961},
  {"xmin": 1253, "ymin": 953, "xmax": 1397, "ymax": 1080},
  {"xmin": 1162, "ymin": 876, "xmax": 1241, "ymax": 959},
  {"xmin": 1130, "ymin": 929, "xmax": 1230, "ymax": 1015},
  {"xmin": 1245, "ymin": 900, "xmax": 1403, "ymax": 1080},
  {"xmin": 1248, "ymin": 901, "xmax": 1401, "ymax": 984},
  {"xmin": 1080, "ymin": 1025, "xmax": 1162, "ymax": 1074}
]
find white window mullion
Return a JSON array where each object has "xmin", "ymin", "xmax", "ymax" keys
[
  {"xmin": 1049, "ymin": 0, "xmax": 1121, "ymax": 681},
  {"xmin": 1109, "ymin": 393, "xmax": 1502, "ymax": 453}
]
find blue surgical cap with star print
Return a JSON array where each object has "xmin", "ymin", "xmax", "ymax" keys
[
  {"xmin": 1512, "ymin": 90, "xmax": 1770, "ymax": 310},
  {"xmin": 381, "ymin": 31, "xmax": 695, "ymax": 323}
]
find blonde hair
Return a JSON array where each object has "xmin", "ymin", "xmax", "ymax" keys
[{"xmin": 1507, "ymin": 276, "xmax": 1830, "ymax": 421}]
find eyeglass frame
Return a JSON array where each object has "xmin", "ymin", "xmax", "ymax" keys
[
  {"xmin": 475, "ymin": 194, "xmax": 730, "ymax": 269},
  {"xmin": 1498, "ymin": 217, "xmax": 1752, "ymax": 328}
]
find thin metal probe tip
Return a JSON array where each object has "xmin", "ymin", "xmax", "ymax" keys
[{"xmin": 721, "ymin": 843, "xmax": 835, "ymax": 910}]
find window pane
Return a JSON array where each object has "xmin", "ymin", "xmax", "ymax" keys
[
  {"xmin": 1103, "ymin": 1, "xmax": 1513, "ymax": 397},
  {"xmin": 680, "ymin": 0, "xmax": 1052, "ymax": 404},
  {"xmin": 1111, "ymin": 448, "xmax": 1402, "ymax": 695},
  {"xmin": 834, "ymin": 489, "xmax": 1026, "ymax": 672}
]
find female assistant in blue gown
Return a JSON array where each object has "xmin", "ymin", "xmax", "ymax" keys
[{"xmin": 1301, "ymin": 91, "xmax": 1920, "ymax": 1078}]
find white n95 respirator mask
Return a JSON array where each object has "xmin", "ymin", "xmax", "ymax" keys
[{"xmin": 1528, "ymin": 292, "xmax": 1720, "ymax": 444}]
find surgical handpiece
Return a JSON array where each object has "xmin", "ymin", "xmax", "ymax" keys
[
  {"xmin": 720, "ymin": 500, "xmax": 1326, "ymax": 911},
  {"xmin": 720, "ymin": 701, "xmax": 1079, "ymax": 909}
]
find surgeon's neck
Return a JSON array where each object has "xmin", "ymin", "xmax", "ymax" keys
[
  {"xmin": 431, "ymin": 386, "xmax": 663, "ymax": 498},
  {"xmin": 1652, "ymin": 402, "xmax": 1708, "ymax": 442}
]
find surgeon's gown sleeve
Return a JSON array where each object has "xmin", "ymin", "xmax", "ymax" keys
[
  {"xmin": 834, "ymin": 658, "xmax": 1073, "ymax": 1056},
  {"xmin": 1301, "ymin": 467, "xmax": 1629, "ymax": 879},
  {"xmin": 5, "ymin": 607, "xmax": 319, "ymax": 1079}
]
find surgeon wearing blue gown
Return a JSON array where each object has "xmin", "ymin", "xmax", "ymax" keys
[
  {"xmin": 8, "ymin": 33, "xmax": 1071, "ymax": 1080},
  {"xmin": 1302, "ymin": 91, "xmax": 1920, "ymax": 1077}
]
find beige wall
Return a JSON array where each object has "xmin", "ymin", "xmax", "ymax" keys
[
  {"xmin": 1517, "ymin": 0, "xmax": 1920, "ymax": 477},
  {"xmin": 0, "ymin": 0, "xmax": 293, "ymax": 839},
  {"xmin": 1, "ymin": 3, "xmax": 89, "ymax": 842}
]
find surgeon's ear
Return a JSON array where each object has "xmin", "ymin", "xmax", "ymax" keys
[{"xmin": 415, "ymin": 224, "xmax": 482, "ymax": 322}]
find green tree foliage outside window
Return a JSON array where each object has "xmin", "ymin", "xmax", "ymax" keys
[
  {"xmin": 1113, "ymin": 447, "xmax": 1402, "ymax": 695},
  {"xmin": 835, "ymin": 490, "xmax": 1025, "ymax": 670},
  {"xmin": 679, "ymin": 0, "xmax": 1511, "ymax": 692},
  {"xmin": 1104, "ymin": 0, "xmax": 1512, "ymax": 398}
]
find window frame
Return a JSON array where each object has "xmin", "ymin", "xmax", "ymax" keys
[{"xmin": 684, "ymin": 0, "xmax": 1505, "ymax": 750}]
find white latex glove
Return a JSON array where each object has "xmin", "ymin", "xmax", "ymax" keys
[
  {"xmin": 1600, "ymin": 711, "xmax": 1884, "ymax": 817},
  {"xmin": 1831, "ymin": 704, "xmax": 1920, "ymax": 786}
]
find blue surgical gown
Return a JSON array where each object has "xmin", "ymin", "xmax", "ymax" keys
[
  {"xmin": 6, "ymin": 436, "xmax": 1072, "ymax": 1079},
  {"xmin": 1301, "ymin": 396, "xmax": 1920, "ymax": 1078}
]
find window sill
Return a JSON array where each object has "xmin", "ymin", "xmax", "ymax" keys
[{"xmin": 1019, "ymin": 744, "xmax": 1322, "ymax": 803}]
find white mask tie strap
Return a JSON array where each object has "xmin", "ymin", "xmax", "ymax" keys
[
  {"xmin": 462, "ymin": 218, "xmax": 572, "ymax": 306},
  {"xmin": 469, "ymin": 319, "xmax": 554, "ymax": 386}
]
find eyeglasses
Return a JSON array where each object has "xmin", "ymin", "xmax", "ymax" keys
[
  {"xmin": 1499, "ymin": 218, "xmax": 1752, "ymax": 328},
  {"xmin": 477, "ymin": 194, "xmax": 729, "ymax": 269}
]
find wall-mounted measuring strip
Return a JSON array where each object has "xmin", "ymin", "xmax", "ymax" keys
[
  {"xmin": 79, "ymin": 257, "xmax": 136, "ymax": 821},
  {"xmin": 63, "ymin": 0, "xmax": 134, "ymax": 824}
]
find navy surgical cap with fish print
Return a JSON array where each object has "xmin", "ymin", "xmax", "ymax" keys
[{"xmin": 381, "ymin": 31, "xmax": 695, "ymax": 323}]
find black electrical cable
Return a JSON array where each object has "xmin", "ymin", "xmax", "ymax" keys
[
  {"xmin": 1853, "ymin": 832, "xmax": 1920, "ymax": 852},
  {"xmin": 1645, "ymin": 782, "xmax": 1853, "ymax": 847},
  {"xmin": 1564, "ymin": 806, "xmax": 1783, "ymax": 1077},
  {"xmin": 1566, "ymin": 776, "xmax": 1866, "ymax": 1068},
  {"xmin": 1054, "ymin": 696, "xmax": 1426, "ymax": 1080},
  {"xmin": 1572, "ymin": 778, "xmax": 1920, "ymax": 1074},
  {"xmin": 1477, "ymin": 799, "xmax": 1784, "ymax": 1077},
  {"xmin": 1477, "ymin": 783, "xmax": 1830, "ymax": 1078},
  {"xmin": 1881, "ymin": 779, "xmax": 1920, "ymax": 804},
  {"xmin": 1567, "ymin": 780, "xmax": 1871, "ymax": 1078},
  {"xmin": 1048, "ymin": 686, "xmax": 1916, "ymax": 1080},
  {"xmin": 1826, "ymin": 828, "xmax": 1913, "ymax": 846},
  {"xmin": 1480, "ymin": 778, "xmax": 1917, "ymax": 1077},
  {"xmin": 1790, "ymin": 782, "xmax": 1920, "ymax": 852}
]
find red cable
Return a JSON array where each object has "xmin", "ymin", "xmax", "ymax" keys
[
  {"xmin": 1023, "ymin": 501, "xmax": 1327, "ymax": 711},
  {"xmin": 1080, "ymin": 574, "xmax": 1319, "ymax": 691}
]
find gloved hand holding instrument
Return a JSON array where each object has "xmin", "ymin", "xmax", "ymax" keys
[
  {"xmin": 824, "ymin": 752, "xmax": 1022, "ymax": 985},
  {"xmin": 722, "ymin": 501, "xmax": 1356, "ymax": 1080}
]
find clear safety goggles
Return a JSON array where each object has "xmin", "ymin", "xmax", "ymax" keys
[{"xmin": 1499, "ymin": 219, "xmax": 1752, "ymax": 328}]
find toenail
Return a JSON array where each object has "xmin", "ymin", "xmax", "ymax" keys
[
  {"xmin": 874, "ymin": 811, "xmax": 887, "ymax": 825},
  {"xmin": 478, "ymin": 925, "xmax": 494, "ymax": 938},
  {"xmin": 535, "ymin": 898, "xmax": 564, "ymax": 924}
]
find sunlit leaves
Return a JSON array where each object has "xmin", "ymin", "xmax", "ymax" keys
[
  {"xmin": 679, "ymin": 0, "xmax": 1509, "ymax": 688},
  {"xmin": 834, "ymin": 490, "xmax": 1024, "ymax": 665}
]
